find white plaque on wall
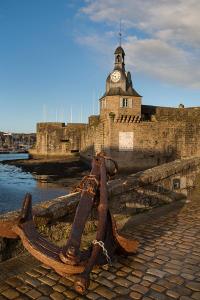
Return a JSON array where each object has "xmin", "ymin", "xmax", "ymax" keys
[{"xmin": 119, "ymin": 132, "xmax": 134, "ymax": 151}]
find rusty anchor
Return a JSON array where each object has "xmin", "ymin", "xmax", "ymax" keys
[{"xmin": 0, "ymin": 153, "xmax": 139, "ymax": 294}]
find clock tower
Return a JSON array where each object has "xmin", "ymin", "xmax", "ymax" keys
[{"xmin": 100, "ymin": 45, "xmax": 142, "ymax": 119}]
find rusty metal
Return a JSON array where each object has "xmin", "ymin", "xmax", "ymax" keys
[{"xmin": 0, "ymin": 153, "xmax": 139, "ymax": 294}]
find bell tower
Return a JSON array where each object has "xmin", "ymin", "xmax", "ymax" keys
[
  {"xmin": 114, "ymin": 46, "xmax": 125, "ymax": 71},
  {"xmin": 99, "ymin": 44, "xmax": 142, "ymax": 120},
  {"xmin": 105, "ymin": 45, "xmax": 127, "ymax": 93}
]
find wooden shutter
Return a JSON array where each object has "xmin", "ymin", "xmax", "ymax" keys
[{"xmin": 128, "ymin": 98, "xmax": 132, "ymax": 108}]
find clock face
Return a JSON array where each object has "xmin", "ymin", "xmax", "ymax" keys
[{"xmin": 111, "ymin": 70, "xmax": 121, "ymax": 82}]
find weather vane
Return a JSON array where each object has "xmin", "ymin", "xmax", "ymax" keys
[{"xmin": 119, "ymin": 19, "xmax": 122, "ymax": 46}]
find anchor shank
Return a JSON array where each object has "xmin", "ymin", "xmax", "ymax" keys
[
  {"xmin": 60, "ymin": 157, "xmax": 101, "ymax": 264},
  {"xmin": 74, "ymin": 157, "xmax": 109, "ymax": 293}
]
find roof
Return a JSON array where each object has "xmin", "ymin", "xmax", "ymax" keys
[
  {"xmin": 114, "ymin": 46, "xmax": 125, "ymax": 55},
  {"xmin": 100, "ymin": 87, "xmax": 141, "ymax": 98}
]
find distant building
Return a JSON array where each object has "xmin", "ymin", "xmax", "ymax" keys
[
  {"xmin": 0, "ymin": 132, "xmax": 36, "ymax": 152},
  {"xmin": 31, "ymin": 46, "xmax": 200, "ymax": 171}
]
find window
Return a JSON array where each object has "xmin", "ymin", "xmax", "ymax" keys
[
  {"xmin": 123, "ymin": 98, "xmax": 128, "ymax": 107},
  {"xmin": 173, "ymin": 178, "xmax": 180, "ymax": 190},
  {"xmin": 116, "ymin": 55, "xmax": 121, "ymax": 63},
  {"xmin": 120, "ymin": 98, "xmax": 133, "ymax": 108},
  {"xmin": 120, "ymin": 98, "xmax": 128, "ymax": 108}
]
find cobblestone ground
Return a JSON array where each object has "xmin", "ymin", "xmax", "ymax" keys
[{"xmin": 0, "ymin": 196, "xmax": 200, "ymax": 300}]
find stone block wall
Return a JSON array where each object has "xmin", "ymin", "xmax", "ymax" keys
[
  {"xmin": 80, "ymin": 122, "xmax": 105, "ymax": 161},
  {"xmin": 156, "ymin": 107, "xmax": 200, "ymax": 121},
  {"xmin": 108, "ymin": 157, "xmax": 200, "ymax": 215},
  {"xmin": 80, "ymin": 116, "xmax": 200, "ymax": 172},
  {"xmin": 142, "ymin": 105, "xmax": 200, "ymax": 122},
  {"xmin": 88, "ymin": 115, "xmax": 100, "ymax": 126},
  {"xmin": 109, "ymin": 120, "xmax": 200, "ymax": 171},
  {"xmin": 33, "ymin": 106, "xmax": 200, "ymax": 168},
  {"xmin": 36, "ymin": 123, "xmax": 65, "ymax": 156},
  {"xmin": 35, "ymin": 122, "xmax": 87, "ymax": 157},
  {"xmin": 63, "ymin": 123, "xmax": 87, "ymax": 152}
]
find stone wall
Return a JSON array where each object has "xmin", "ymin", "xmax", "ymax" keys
[
  {"xmin": 156, "ymin": 107, "xmax": 200, "ymax": 121},
  {"xmin": 142, "ymin": 105, "xmax": 200, "ymax": 122},
  {"xmin": 80, "ymin": 117, "xmax": 200, "ymax": 171},
  {"xmin": 33, "ymin": 122, "xmax": 87, "ymax": 157},
  {"xmin": 109, "ymin": 120, "xmax": 200, "ymax": 171},
  {"xmin": 80, "ymin": 122, "xmax": 106, "ymax": 161},
  {"xmin": 33, "ymin": 105, "xmax": 200, "ymax": 170},
  {"xmin": 108, "ymin": 157, "xmax": 200, "ymax": 215}
]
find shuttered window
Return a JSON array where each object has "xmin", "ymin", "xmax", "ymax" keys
[
  {"xmin": 120, "ymin": 98, "xmax": 133, "ymax": 108},
  {"xmin": 129, "ymin": 98, "xmax": 133, "ymax": 108}
]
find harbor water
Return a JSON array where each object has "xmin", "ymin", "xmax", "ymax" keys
[{"xmin": 0, "ymin": 154, "xmax": 68, "ymax": 214}]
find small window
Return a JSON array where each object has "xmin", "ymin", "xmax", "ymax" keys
[
  {"xmin": 120, "ymin": 98, "xmax": 129, "ymax": 108},
  {"xmin": 173, "ymin": 178, "xmax": 180, "ymax": 190},
  {"xmin": 116, "ymin": 55, "xmax": 121, "ymax": 63}
]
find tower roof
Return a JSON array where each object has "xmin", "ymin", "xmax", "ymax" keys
[
  {"xmin": 114, "ymin": 46, "xmax": 125, "ymax": 55},
  {"xmin": 100, "ymin": 86, "xmax": 141, "ymax": 99}
]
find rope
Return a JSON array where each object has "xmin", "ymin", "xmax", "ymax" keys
[{"xmin": 72, "ymin": 174, "xmax": 99, "ymax": 195}]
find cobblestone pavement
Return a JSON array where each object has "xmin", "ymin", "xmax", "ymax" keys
[{"xmin": 0, "ymin": 196, "xmax": 200, "ymax": 300}]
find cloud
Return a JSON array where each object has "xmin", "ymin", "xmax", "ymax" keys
[
  {"xmin": 81, "ymin": 0, "xmax": 200, "ymax": 46},
  {"xmin": 125, "ymin": 37, "xmax": 200, "ymax": 88},
  {"xmin": 78, "ymin": 0, "xmax": 200, "ymax": 88},
  {"xmin": 75, "ymin": 33, "xmax": 113, "ymax": 55}
]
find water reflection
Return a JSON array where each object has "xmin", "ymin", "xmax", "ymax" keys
[{"xmin": 0, "ymin": 154, "xmax": 67, "ymax": 214}]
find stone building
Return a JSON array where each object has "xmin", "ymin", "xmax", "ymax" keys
[
  {"xmin": 31, "ymin": 46, "xmax": 200, "ymax": 171},
  {"xmin": 0, "ymin": 132, "xmax": 36, "ymax": 152}
]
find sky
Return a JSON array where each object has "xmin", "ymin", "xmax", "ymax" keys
[{"xmin": 0, "ymin": 0, "xmax": 200, "ymax": 133}]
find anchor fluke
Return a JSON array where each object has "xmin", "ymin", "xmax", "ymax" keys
[
  {"xmin": 19, "ymin": 193, "xmax": 33, "ymax": 223},
  {"xmin": 74, "ymin": 274, "xmax": 90, "ymax": 295}
]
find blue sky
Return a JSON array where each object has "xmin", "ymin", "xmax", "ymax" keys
[{"xmin": 0, "ymin": 0, "xmax": 199, "ymax": 133}]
